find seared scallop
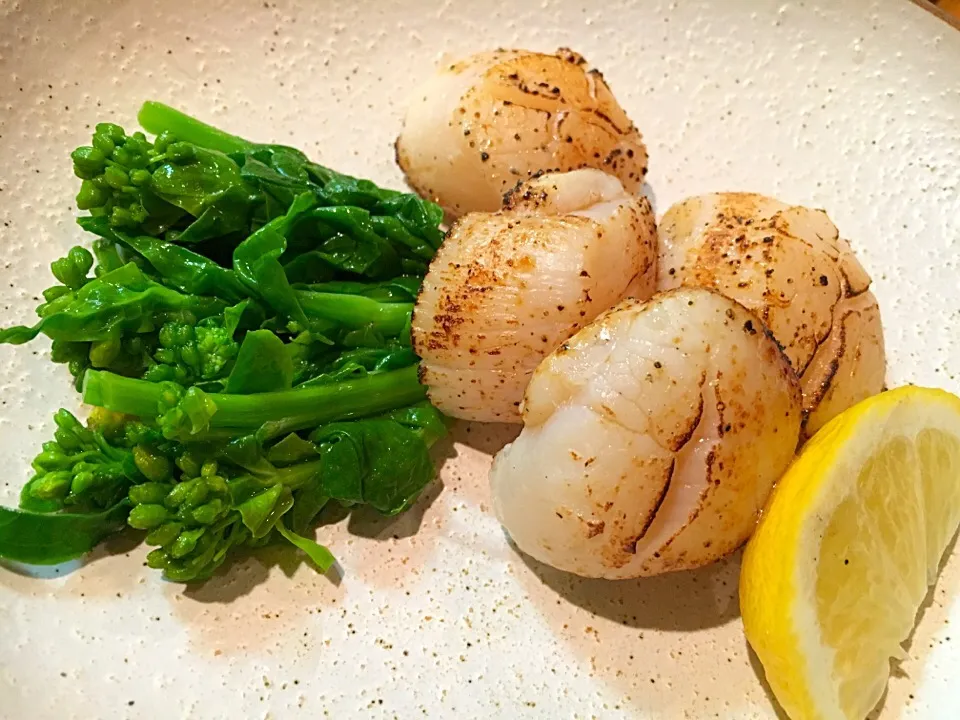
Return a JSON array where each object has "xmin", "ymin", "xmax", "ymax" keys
[
  {"xmin": 396, "ymin": 48, "xmax": 648, "ymax": 218},
  {"xmin": 490, "ymin": 288, "xmax": 802, "ymax": 578},
  {"xmin": 657, "ymin": 192, "xmax": 885, "ymax": 436},
  {"xmin": 413, "ymin": 169, "xmax": 657, "ymax": 423}
]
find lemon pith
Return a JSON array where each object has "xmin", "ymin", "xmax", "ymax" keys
[{"xmin": 740, "ymin": 386, "xmax": 960, "ymax": 719}]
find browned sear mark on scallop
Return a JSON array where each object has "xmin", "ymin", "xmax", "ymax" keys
[{"xmin": 584, "ymin": 519, "xmax": 605, "ymax": 539}]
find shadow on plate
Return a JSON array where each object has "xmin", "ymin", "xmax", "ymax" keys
[
  {"xmin": 449, "ymin": 419, "xmax": 520, "ymax": 456},
  {"xmin": 181, "ymin": 542, "xmax": 341, "ymax": 605},
  {"xmin": 516, "ymin": 537, "xmax": 741, "ymax": 632},
  {"xmin": 179, "ymin": 438, "xmax": 462, "ymax": 604},
  {"xmin": 0, "ymin": 529, "xmax": 145, "ymax": 583},
  {"xmin": 347, "ymin": 477, "xmax": 447, "ymax": 541}
]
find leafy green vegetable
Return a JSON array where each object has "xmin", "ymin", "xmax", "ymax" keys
[
  {"xmin": 72, "ymin": 121, "xmax": 262, "ymax": 244},
  {"xmin": 276, "ymin": 520, "xmax": 335, "ymax": 572},
  {"xmin": 237, "ymin": 483, "xmax": 294, "ymax": 538},
  {"xmin": 71, "ymin": 123, "xmax": 186, "ymax": 235},
  {"xmin": 135, "ymin": 101, "xmax": 444, "ymax": 251},
  {"xmin": 0, "ymin": 263, "xmax": 226, "ymax": 345},
  {"xmin": 0, "ymin": 100, "xmax": 448, "ymax": 582},
  {"xmin": 126, "ymin": 402, "xmax": 445, "ymax": 580},
  {"xmin": 138, "ymin": 101, "xmax": 443, "ymax": 240},
  {"xmin": 292, "ymin": 346, "xmax": 419, "ymax": 388},
  {"xmin": 19, "ymin": 409, "xmax": 143, "ymax": 514},
  {"xmin": 79, "ymin": 216, "xmax": 249, "ymax": 301},
  {"xmin": 135, "ymin": 454, "xmax": 329, "ymax": 581},
  {"xmin": 138, "ymin": 101, "xmax": 254, "ymax": 155},
  {"xmin": 312, "ymin": 419, "xmax": 434, "ymax": 514},
  {"xmin": 233, "ymin": 192, "xmax": 318, "ymax": 328},
  {"xmin": 225, "ymin": 330, "xmax": 293, "ymax": 394},
  {"xmin": 0, "ymin": 501, "xmax": 131, "ymax": 566},
  {"xmin": 142, "ymin": 315, "xmax": 241, "ymax": 387},
  {"xmin": 50, "ymin": 335, "xmax": 153, "ymax": 391},
  {"xmin": 297, "ymin": 276, "xmax": 422, "ymax": 302}
]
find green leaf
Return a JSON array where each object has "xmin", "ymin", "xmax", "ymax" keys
[
  {"xmin": 282, "ymin": 251, "xmax": 335, "ymax": 285},
  {"xmin": 304, "ymin": 206, "xmax": 402, "ymax": 279},
  {"xmin": 225, "ymin": 329, "xmax": 294, "ymax": 394},
  {"xmin": 290, "ymin": 482, "xmax": 330, "ymax": 536},
  {"xmin": 233, "ymin": 192, "xmax": 318, "ymax": 327},
  {"xmin": 19, "ymin": 408, "xmax": 143, "ymax": 515},
  {"xmin": 381, "ymin": 401, "xmax": 450, "ymax": 448},
  {"xmin": 0, "ymin": 263, "xmax": 226, "ymax": 345},
  {"xmin": 295, "ymin": 276, "xmax": 422, "ymax": 302},
  {"xmin": 168, "ymin": 387, "xmax": 219, "ymax": 437},
  {"xmin": 79, "ymin": 217, "xmax": 249, "ymax": 301},
  {"xmin": 293, "ymin": 346, "xmax": 418, "ymax": 388},
  {"xmin": 312, "ymin": 418, "xmax": 435, "ymax": 515},
  {"xmin": 267, "ymin": 433, "xmax": 320, "ymax": 465},
  {"xmin": 150, "ymin": 147, "xmax": 249, "ymax": 216},
  {"xmin": 223, "ymin": 299, "xmax": 266, "ymax": 335},
  {"xmin": 276, "ymin": 519, "xmax": 335, "ymax": 572},
  {"xmin": 236, "ymin": 152, "xmax": 313, "ymax": 212},
  {"xmin": 236, "ymin": 483, "xmax": 293, "ymax": 538},
  {"xmin": 0, "ymin": 500, "xmax": 130, "ymax": 565},
  {"xmin": 0, "ymin": 324, "xmax": 42, "ymax": 345}
]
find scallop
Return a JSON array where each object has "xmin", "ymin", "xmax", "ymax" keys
[
  {"xmin": 490, "ymin": 288, "xmax": 802, "ymax": 578},
  {"xmin": 412, "ymin": 169, "xmax": 657, "ymax": 423},
  {"xmin": 396, "ymin": 47, "xmax": 648, "ymax": 218},
  {"xmin": 657, "ymin": 192, "xmax": 885, "ymax": 436}
]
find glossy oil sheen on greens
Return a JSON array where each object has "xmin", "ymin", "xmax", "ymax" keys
[{"xmin": 0, "ymin": 101, "xmax": 447, "ymax": 580}]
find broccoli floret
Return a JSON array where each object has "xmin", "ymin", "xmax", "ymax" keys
[
  {"xmin": 19, "ymin": 408, "xmax": 176, "ymax": 514},
  {"xmin": 50, "ymin": 335, "xmax": 155, "ymax": 391},
  {"xmin": 129, "ymin": 458, "xmax": 236, "ymax": 582},
  {"xmin": 38, "ymin": 247, "xmax": 157, "ymax": 387},
  {"xmin": 72, "ymin": 122, "xmax": 257, "ymax": 243},
  {"xmin": 72, "ymin": 123, "xmax": 186, "ymax": 235},
  {"xmin": 130, "ymin": 457, "xmax": 318, "ymax": 582},
  {"xmin": 127, "ymin": 400, "xmax": 448, "ymax": 581},
  {"xmin": 0, "ymin": 102, "xmax": 450, "ymax": 579},
  {"xmin": 143, "ymin": 317, "xmax": 240, "ymax": 386},
  {"xmin": 49, "ymin": 246, "xmax": 95, "ymax": 290}
]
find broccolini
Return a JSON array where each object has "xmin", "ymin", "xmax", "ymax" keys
[{"xmin": 0, "ymin": 101, "xmax": 447, "ymax": 583}]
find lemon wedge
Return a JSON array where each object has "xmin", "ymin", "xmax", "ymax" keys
[{"xmin": 740, "ymin": 386, "xmax": 960, "ymax": 719}]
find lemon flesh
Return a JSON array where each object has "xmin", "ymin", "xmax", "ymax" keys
[{"xmin": 740, "ymin": 386, "xmax": 960, "ymax": 719}]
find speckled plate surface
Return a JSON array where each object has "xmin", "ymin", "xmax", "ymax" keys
[{"xmin": 1, "ymin": 1, "xmax": 958, "ymax": 718}]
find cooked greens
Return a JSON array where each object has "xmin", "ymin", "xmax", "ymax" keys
[{"xmin": 0, "ymin": 102, "xmax": 446, "ymax": 581}]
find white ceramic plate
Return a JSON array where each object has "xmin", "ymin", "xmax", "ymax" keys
[{"xmin": 2, "ymin": 1, "xmax": 959, "ymax": 717}]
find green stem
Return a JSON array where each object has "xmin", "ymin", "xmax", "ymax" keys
[
  {"xmin": 82, "ymin": 371, "xmax": 168, "ymax": 418},
  {"xmin": 295, "ymin": 292, "xmax": 412, "ymax": 335},
  {"xmin": 212, "ymin": 365, "xmax": 425, "ymax": 434},
  {"xmin": 138, "ymin": 101, "xmax": 254, "ymax": 155},
  {"xmin": 83, "ymin": 365, "xmax": 427, "ymax": 436}
]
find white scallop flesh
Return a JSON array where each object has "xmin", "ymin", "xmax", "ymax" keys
[
  {"xmin": 657, "ymin": 192, "xmax": 885, "ymax": 436},
  {"xmin": 413, "ymin": 169, "xmax": 657, "ymax": 423},
  {"xmin": 396, "ymin": 48, "xmax": 648, "ymax": 218},
  {"xmin": 490, "ymin": 288, "xmax": 802, "ymax": 578}
]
